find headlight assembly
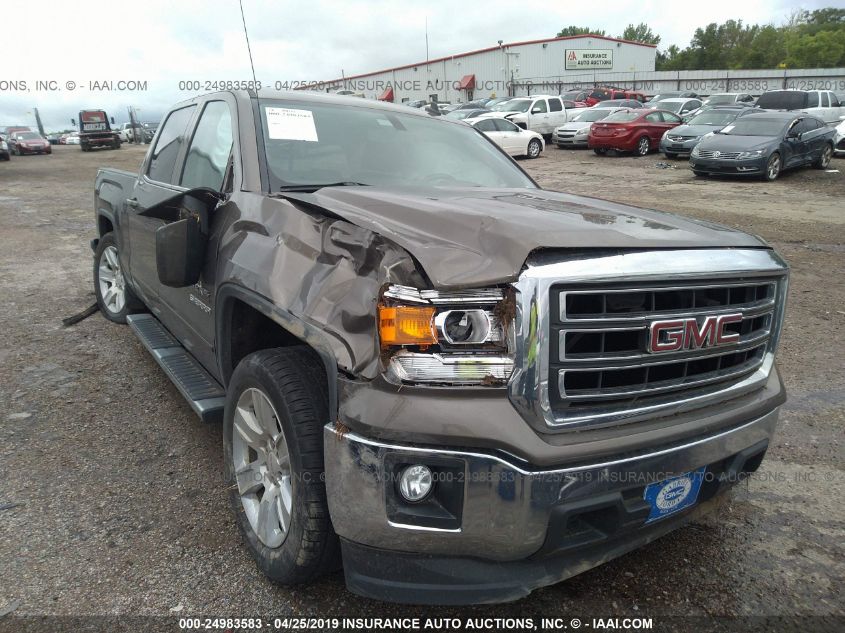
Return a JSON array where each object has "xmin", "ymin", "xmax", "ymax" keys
[
  {"xmin": 691, "ymin": 146, "xmax": 701, "ymax": 157},
  {"xmin": 737, "ymin": 149, "xmax": 765, "ymax": 159},
  {"xmin": 379, "ymin": 284, "xmax": 515, "ymax": 386}
]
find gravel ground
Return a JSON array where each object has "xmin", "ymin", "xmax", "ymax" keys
[{"xmin": 0, "ymin": 144, "xmax": 843, "ymax": 630}]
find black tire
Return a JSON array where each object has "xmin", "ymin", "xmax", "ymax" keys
[
  {"xmin": 593, "ymin": 148, "xmax": 607, "ymax": 155},
  {"xmin": 223, "ymin": 347, "xmax": 339, "ymax": 584},
  {"xmin": 527, "ymin": 138, "xmax": 542, "ymax": 159},
  {"xmin": 93, "ymin": 232, "xmax": 141, "ymax": 323},
  {"xmin": 763, "ymin": 152, "xmax": 781, "ymax": 181},
  {"xmin": 813, "ymin": 143, "xmax": 833, "ymax": 169},
  {"xmin": 635, "ymin": 136, "xmax": 650, "ymax": 156}
]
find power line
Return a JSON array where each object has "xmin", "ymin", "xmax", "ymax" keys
[{"xmin": 239, "ymin": 0, "xmax": 258, "ymax": 84}]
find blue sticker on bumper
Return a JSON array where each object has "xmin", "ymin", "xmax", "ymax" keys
[{"xmin": 643, "ymin": 467, "xmax": 707, "ymax": 523}]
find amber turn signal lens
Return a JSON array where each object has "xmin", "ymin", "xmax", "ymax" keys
[{"xmin": 378, "ymin": 305, "xmax": 437, "ymax": 346}]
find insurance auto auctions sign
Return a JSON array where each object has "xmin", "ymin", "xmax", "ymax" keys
[{"xmin": 565, "ymin": 49, "xmax": 613, "ymax": 70}]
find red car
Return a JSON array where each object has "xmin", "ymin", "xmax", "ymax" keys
[
  {"xmin": 8, "ymin": 131, "xmax": 51, "ymax": 155},
  {"xmin": 585, "ymin": 87, "xmax": 648, "ymax": 107},
  {"xmin": 588, "ymin": 109, "xmax": 682, "ymax": 156}
]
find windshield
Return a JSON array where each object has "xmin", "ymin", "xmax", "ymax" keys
[
  {"xmin": 687, "ymin": 110, "xmax": 740, "ymax": 126},
  {"xmin": 573, "ymin": 109, "xmax": 613, "ymax": 122},
  {"xmin": 719, "ymin": 118, "xmax": 786, "ymax": 136},
  {"xmin": 259, "ymin": 100, "xmax": 536, "ymax": 190},
  {"xmin": 604, "ymin": 112, "xmax": 640, "ymax": 123},
  {"xmin": 706, "ymin": 94, "xmax": 736, "ymax": 105},
  {"xmin": 492, "ymin": 99, "xmax": 531, "ymax": 113},
  {"xmin": 16, "ymin": 132, "xmax": 41, "ymax": 140},
  {"xmin": 658, "ymin": 101, "xmax": 685, "ymax": 113}
]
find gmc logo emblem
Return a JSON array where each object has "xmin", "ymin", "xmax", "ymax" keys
[{"xmin": 648, "ymin": 314, "xmax": 742, "ymax": 353}]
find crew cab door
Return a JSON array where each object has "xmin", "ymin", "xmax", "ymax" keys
[
  {"xmin": 528, "ymin": 98, "xmax": 550, "ymax": 134},
  {"xmin": 547, "ymin": 97, "xmax": 567, "ymax": 128},
  {"xmin": 124, "ymin": 99, "xmax": 235, "ymax": 371},
  {"xmin": 784, "ymin": 118, "xmax": 811, "ymax": 167}
]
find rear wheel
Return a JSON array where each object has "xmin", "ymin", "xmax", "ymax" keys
[
  {"xmin": 593, "ymin": 148, "xmax": 607, "ymax": 155},
  {"xmin": 223, "ymin": 347, "xmax": 339, "ymax": 584},
  {"xmin": 635, "ymin": 136, "xmax": 650, "ymax": 156},
  {"xmin": 763, "ymin": 153, "xmax": 781, "ymax": 181},
  {"xmin": 813, "ymin": 143, "xmax": 833, "ymax": 169},
  {"xmin": 527, "ymin": 139, "xmax": 542, "ymax": 159}
]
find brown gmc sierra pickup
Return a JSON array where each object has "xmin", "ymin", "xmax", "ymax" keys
[{"xmin": 91, "ymin": 89, "xmax": 788, "ymax": 604}]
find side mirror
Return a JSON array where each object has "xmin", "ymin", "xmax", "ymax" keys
[
  {"xmin": 839, "ymin": 115, "xmax": 845, "ymax": 121},
  {"xmin": 156, "ymin": 217, "xmax": 206, "ymax": 287},
  {"xmin": 531, "ymin": 107, "xmax": 542, "ymax": 114},
  {"xmin": 71, "ymin": 118, "xmax": 76, "ymax": 126},
  {"xmin": 110, "ymin": 117, "xmax": 115, "ymax": 124}
]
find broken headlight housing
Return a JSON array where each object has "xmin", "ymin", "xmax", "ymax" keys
[{"xmin": 378, "ymin": 284, "xmax": 515, "ymax": 386}]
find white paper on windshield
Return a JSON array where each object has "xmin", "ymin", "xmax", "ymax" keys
[
  {"xmin": 265, "ymin": 107, "xmax": 318, "ymax": 142},
  {"xmin": 720, "ymin": 125, "xmax": 735, "ymax": 133}
]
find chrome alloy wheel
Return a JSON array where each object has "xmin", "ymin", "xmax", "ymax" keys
[
  {"xmin": 767, "ymin": 154, "xmax": 781, "ymax": 180},
  {"xmin": 637, "ymin": 136, "xmax": 650, "ymax": 156},
  {"xmin": 820, "ymin": 145, "xmax": 833, "ymax": 168},
  {"xmin": 98, "ymin": 246, "xmax": 127, "ymax": 314},
  {"xmin": 232, "ymin": 387, "xmax": 293, "ymax": 548}
]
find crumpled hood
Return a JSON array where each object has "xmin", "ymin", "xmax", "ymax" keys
[{"xmin": 281, "ymin": 186, "xmax": 766, "ymax": 288}]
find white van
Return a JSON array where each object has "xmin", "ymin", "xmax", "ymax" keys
[{"xmin": 756, "ymin": 90, "xmax": 845, "ymax": 126}]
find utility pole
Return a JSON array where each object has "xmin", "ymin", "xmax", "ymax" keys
[
  {"xmin": 425, "ymin": 17, "xmax": 429, "ymax": 62},
  {"xmin": 33, "ymin": 108, "xmax": 45, "ymax": 136}
]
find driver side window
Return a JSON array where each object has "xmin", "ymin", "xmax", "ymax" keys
[
  {"xmin": 147, "ymin": 105, "xmax": 197, "ymax": 184},
  {"xmin": 493, "ymin": 119, "xmax": 519, "ymax": 132},
  {"xmin": 532, "ymin": 99, "xmax": 548, "ymax": 113},
  {"xmin": 180, "ymin": 101, "xmax": 234, "ymax": 191}
]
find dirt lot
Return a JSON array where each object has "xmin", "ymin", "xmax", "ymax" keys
[{"xmin": 0, "ymin": 144, "xmax": 843, "ymax": 629}]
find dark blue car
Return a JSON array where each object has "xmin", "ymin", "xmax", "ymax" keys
[{"xmin": 690, "ymin": 111, "xmax": 835, "ymax": 181}]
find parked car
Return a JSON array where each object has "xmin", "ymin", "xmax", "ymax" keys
[
  {"xmin": 74, "ymin": 109, "xmax": 121, "ymax": 151},
  {"xmin": 467, "ymin": 116, "xmax": 544, "ymax": 158},
  {"xmin": 589, "ymin": 109, "xmax": 682, "ymax": 156},
  {"xmin": 445, "ymin": 108, "xmax": 491, "ymax": 121},
  {"xmin": 0, "ymin": 138, "xmax": 10, "ymax": 161},
  {"xmin": 480, "ymin": 95, "xmax": 569, "ymax": 135},
  {"xmin": 702, "ymin": 93, "xmax": 755, "ymax": 107},
  {"xmin": 454, "ymin": 100, "xmax": 491, "ymax": 110},
  {"xmin": 585, "ymin": 87, "xmax": 647, "ymax": 106},
  {"xmin": 690, "ymin": 112, "xmax": 835, "ymax": 180},
  {"xmin": 560, "ymin": 90, "xmax": 589, "ymax": 107},
  {"xmin": 552, "ymin": 107, "xmax": 631, "ymax": 148},
  {"xmin": 833, "ymin": 117, "xmax": 845, "ymax": 156},
  {"xmin": 2, "ymin": 126, "xmax": 31, "ymax": 138},
  {"xmin": 90, "ymin": 88, "xmax": 789, "ymax": 605},
  {"xmin": 648, "ymin": 98, "xmax": 703, "ymax": 119},
  {"xmin": 405, "ymin": 100, "xmax": 428, "ymax": 108},
  {"xmin": 755, "ymin": 90, "xmax": 845, "ymax": 125},
  {"xmin": 65, "ymin": 133, "xmax": 81, "ymax": 145},
  {"xmin": 592, "ymin": 99, "xmax": 643, "ymax": 109},
  {"xmin": 8, "ymin": 131, "xmax": 52, "ymax": 155},
  {"xmin": 46, "ymin": 133, "xmax": 61, "ymax": 145},
  {"xmin": 561, "ymin": 100, "xmax": 586, "ymax": 109},
  {"xmin": 648, "ymin": 91, "xmax": 699, "ymax": 102},
  {"xmin": 660, "ymin": 106, "xmax": 760, "ymax": 158},
  {"xmin": 484, "ymin": 97, "xmax": 513, "ymax": 109}
]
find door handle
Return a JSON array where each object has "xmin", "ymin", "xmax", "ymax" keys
[{"xmin": 126, "ymin": 198, "xmax": 139, "ymax": 208}]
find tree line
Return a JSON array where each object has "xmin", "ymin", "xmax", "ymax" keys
[{"xmin": 556, "ymin": 8, "xmax": 845, "ymax": 70}]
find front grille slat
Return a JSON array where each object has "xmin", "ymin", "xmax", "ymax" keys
[{"xmin": 550, "ymin": 278, "xmax": 782, "ymax": 417}]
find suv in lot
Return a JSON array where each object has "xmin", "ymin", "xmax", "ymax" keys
[
  {"xmin": 91, "ymin": 89, "xmax": 788, "ymax": 604},
  {"xmin": 755, "ymin": 89, "xmax": 845, "ymax": 125}
]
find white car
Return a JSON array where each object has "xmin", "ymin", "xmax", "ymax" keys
[
  {"xmin": 467, "ymin": 116, "xmax": 544, "ymax": 158},
  {"xmin": 65, "ymin": 133, "xmax": 80, "ymax": 145},
  {"xmin": 756, "ymin": 90, "xmax": 845, "ymax": 126},
  {"xmin": 482, "ymin": 95, "xmax": 569, "ymax": 135},
  {"xmin": 648, "ymin": 98, "xmax": 703, "ymax": 119},
  {"xmin": 552, "ymin": 107, "xmax": 631, "ymax": 148},
  {"xmin": 834, "ymin": 117, "xmax": 845, "ymax": 156},
  {"xmin": 703, "ymin": 93, "xmax": 755, "ymax": 106}
]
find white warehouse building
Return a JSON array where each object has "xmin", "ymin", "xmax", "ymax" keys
[{"xmin": 314, "ymin": 34, "xmax": 657, "ymax": 104}]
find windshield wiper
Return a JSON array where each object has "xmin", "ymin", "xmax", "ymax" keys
[{"xmin": 276, "ymin": 181, "xmax": 370, "ymax": 193}]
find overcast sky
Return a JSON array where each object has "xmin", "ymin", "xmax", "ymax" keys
[{"xmin": 0, "ymin": 0, "xmax": 835, "ymax": 130}]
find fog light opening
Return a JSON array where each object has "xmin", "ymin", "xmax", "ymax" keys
[{"xmin": 398, "ymin": 465, "xmax": 434, "ymax": 502}]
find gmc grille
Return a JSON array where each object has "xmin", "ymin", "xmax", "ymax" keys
[{"xmin": 549, "ymin": 280, "xmax": 779, "ymax": 420}]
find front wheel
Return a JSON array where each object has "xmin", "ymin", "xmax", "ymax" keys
[
  {"xmin": 763, "ymin": 153, "xmax": 781, "ymax": 181},
  {"xmin": 527, "ymin": 138, "xmax": 542, "ymax": 159},
  {"xmin": 635, "ymin": 136, "xmax": 650, "ymax": 156},
  {"xmin": 223, "ymin": 347, "xmax": 339, "ymax": 584},
  {"xmin": 814, "ymin": 144, "xmax": 833, "ymax": 169},
  {"xmin": 593, "ymin": 148, "xmax": 607, "ymax": 155},
  {"xmin": 93, "ymin": 233, "xmax": 140, "ymax": 323}
]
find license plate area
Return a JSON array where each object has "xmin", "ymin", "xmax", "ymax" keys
[{"xmin": 643, "ymin": 467, "xmax": 706, "ymax": 523}]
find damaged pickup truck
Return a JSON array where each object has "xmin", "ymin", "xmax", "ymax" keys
[{"xmin": 92, "ymin": 90, "xmax": 788, "ymax": 604}]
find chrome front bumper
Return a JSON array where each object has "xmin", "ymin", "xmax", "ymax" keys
[{"xmin": 324, "ymin": 406, "xmax": 779, "ymax": 562}]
